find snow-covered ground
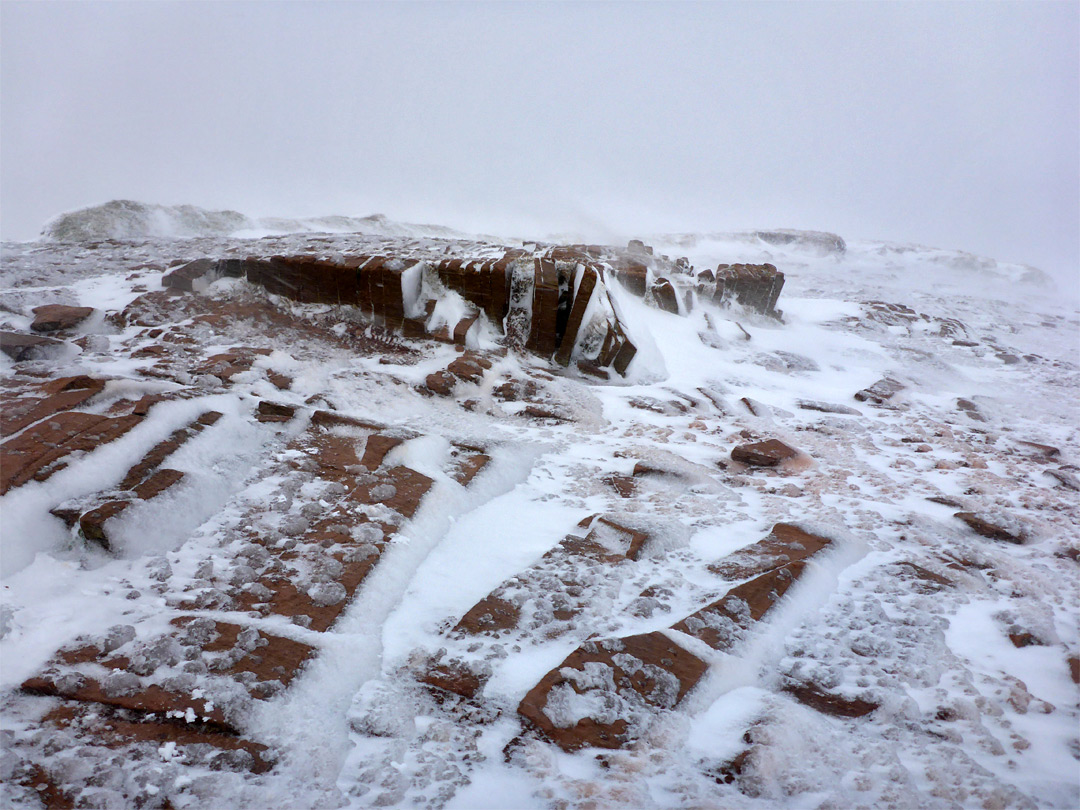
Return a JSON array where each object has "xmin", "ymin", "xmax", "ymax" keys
[{"xmin": 1, "ymin": 214, "xmax": 1077, "ymax": 809}]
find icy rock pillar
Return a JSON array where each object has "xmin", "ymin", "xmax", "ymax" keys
[{"xmin": 505, "ymin": 258, "xmax": 536, "ymax": 350}]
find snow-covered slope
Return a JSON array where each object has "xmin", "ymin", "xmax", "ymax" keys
[
  {"xmin": 0, "ymin": 224, "xmax": 1076, "ymax": 809},
  {"xmin": 40, "ymin": 200, "xmax": 470, "ymax": 242}
]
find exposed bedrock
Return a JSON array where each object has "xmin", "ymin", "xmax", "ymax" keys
[{"xmin": 163, "ymin": 242, "xmax": 789, "ymax": 376}]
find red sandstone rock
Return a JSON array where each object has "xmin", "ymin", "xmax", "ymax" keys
[
  {"xmin": 855, "ymin": 378, "xmax": 904, "ymax": 405},
  {"xmin": 446, "ymin": 355, "xmax": 486, "ymax": 383},
  {"xmin": 162, "ymin": 258, "xmax": 221, "ymax": 292},
  {"xmin": 708, "ymin": 523, "xmax": 832, "ymax": 579},
  {"xmin": 256, "ymin": 401, "xmax": 297, "ymax": 422},
  {"xmin": 731, "ymin": 439, "xmax": 800, "ymax": 467},
  {"xmin": 517, "ymin": 632, "xmax": 708, "ymax": 751},
  {"xmin": 714, "ymin": 264, "xmax": 785, "ymax": 316},
  {"xmin": 30, "ymin": 305, "xmax": 94, "ymax": 333},
  {"xmin": 0, "ymin": 331, "xmax": 67, "ymax": 361},
  {"xmin": 1, "ymin": 375, "xmax": 106, "ymax": 437},
  {"xmin": 418, "ymin": 659, "xmax": 488, "ymax": 700},
  {"xmin": 1, "ymin": 412, "xmax": 142, "ymax": 494},
  {"xmin": 44, "ymin": 703, "xmax": 273, "ymax": 774},
  {"xmin": 360, "ymin": 434, "xmax": 405, "ymax": 471},
  {"xmin": 954, "ymin": 512, "xmax": 1026, "ymax": 544},
  {"xmin": 455, "ymin": 594, "xmax": 521, "ymax": 635},
  {"xmin": 449, "ymin": 450, "xmax": 490, "ymax": 486},
  {"xmin": 783, "ymin": 681, "xmax": 879, "ymax": 718}
]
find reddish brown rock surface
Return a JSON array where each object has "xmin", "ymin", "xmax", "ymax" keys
[
  {"xmin": 709, "ymin": 523, "xmax": 833, "ymax": 579},
  {"xmin": 30, "ymin": 304, "xmax": 95, "ymax": 333},
  {"xmin": 0, "ymin": 331, "xmax": 67, "ymax": 361},
  {"xmin": 731, "ymin": 439, "xmax": 800, "ymax": 467},
  {"xmin": 518, "ymin": 632, "xmax": 709, "ymax": 751},
  {"xmin": 954, "ymin": 512, "xmax": 1026, "ymax": 545},
  {"xmin": 714, "ymin": 263, "xmax": 785, "ymax": 316}
]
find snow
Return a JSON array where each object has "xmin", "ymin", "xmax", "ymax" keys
[{"xmin": 1, "ymin": 221, "xmax": 1077, "ymax": 809}]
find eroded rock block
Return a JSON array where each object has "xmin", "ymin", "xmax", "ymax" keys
[
  {"xmin": 256, "ymin": 401, "xmax": 296, "ymax": 423},
  {"xmin": 731, "ymin": 439, "xmax": 800, "ymax": 467},
  {"xmin": 554, "ymin": 267, "xmax": 598, "ymax": 367},
  {"xmin": 714, "ymin": 264, "xmax": 785, "ymax": 317},
  {"xmin": 672, "ymin": 561, "xmax": 808, "ymax": 650},
  {"xmin": 954, "ymin": 512, "xmax": 1026, "ymax": 545},
  {"xmin": 1, "ymin": 375, "xmax": 106, "ymax": 437},
  {"xmin": 517, "ymin": 632, "xmax": 708, "ymax": 751},
  {"xmin": 162, "ymin": 258, "xmax": 221, "ymax": 292},
  {"xmin": 424, "ymin": 370, "xmax": 457, "ymax": 396}
]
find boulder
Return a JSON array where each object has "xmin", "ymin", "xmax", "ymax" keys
[
  {"xmin": 731, "ymin": 439, "xmax": 800, "ymax": 467},
  {"xmin": 651, "ymin": 279, "xmax": 679, "ymax": 314},
  {"xmin": 714, "ymin": 264, "xmax": 785, "ymax": 316},
  {"xmin": 161, "ymin": 258, "xmax": 222, "ymax": 293},
  {"xmin": 30, "ymin": 305, "xmax": 94, "ymax": 333},
  {"xmin": 783, "ymin": 681, "xmax": 878, "ymax": 718},
  {"xmin": 0, "ymin": 331, "xmax": 65, "ymax": 361},
  {"xmin": 855, "ymin": 378, "xmax": 904, "ymax": 405},
  {"xmin": 255, "ymin": 401, "xmax": 296, "ymax": 423}
]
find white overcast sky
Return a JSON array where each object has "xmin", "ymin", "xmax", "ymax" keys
[{"xmin": 2, "ymin": 1, "xmax": 1077, "ymax": 283}]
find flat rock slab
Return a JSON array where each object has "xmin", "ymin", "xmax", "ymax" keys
[
  {"xmin": 518, "ymin": 632, "xmax": 709, "ymax": 751},
  {"xmin": 517, "ymin": 535, "xmax": 818, "ymax": 752},
  {"xmin": 31, "ymin": 305, "xmax": 94, "ymax": 333},
  {"xmin": 23, "ymin": 618, "xmax": 317, "ymax": 734},
  {"xmin": 1, "ymin": 375, "xmax": 106, "ymax": 437},
  {"xmin": 731, "ymin": 439, "xmax": 800, "ymax": 467},
  {"xmin": 709, "ymin": 523, "xmax": 832, "ymax": 579},
  {"xmin": 454, "ymin": 515, "xmax": 648, "ymax": 639},
  {"xmin": 672, "ymin": 561, "xmax": 808, "ymax": 650},
  {"xmin": 44, "ymin": 702, "xmax": 273, "ymax": 774},
  {"xmin": 449, "ymin": 449, "xmax": 491, "ymax": 486}
]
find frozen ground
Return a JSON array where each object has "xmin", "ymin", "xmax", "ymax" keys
[{"xmin": 0, "ymin": 214, "xmax": 1077, "ymax": 809}]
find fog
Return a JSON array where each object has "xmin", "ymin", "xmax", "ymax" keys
[{"xmin": 2, "ymin": 1, "xmax": 1076, "ymax": 287}]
